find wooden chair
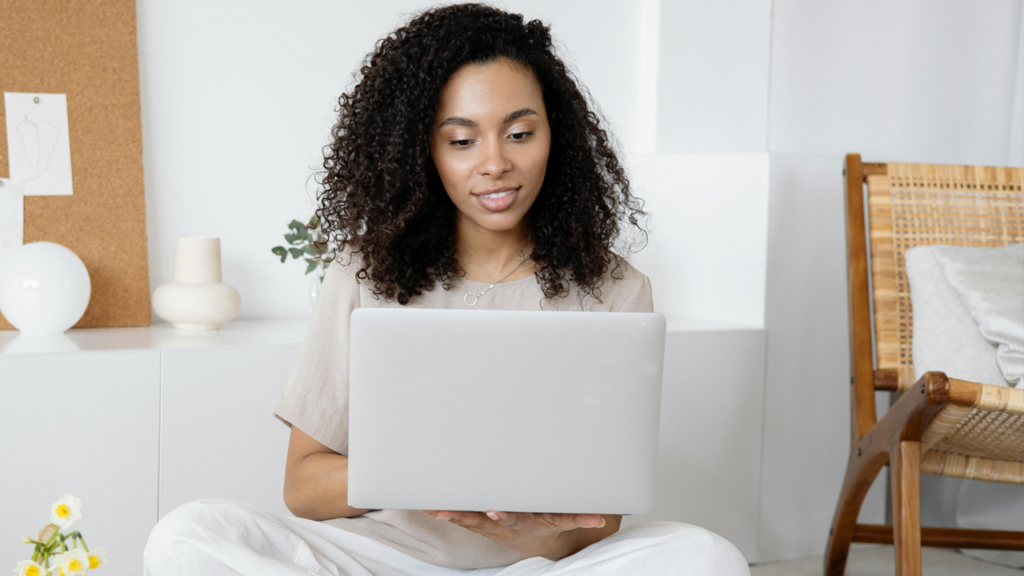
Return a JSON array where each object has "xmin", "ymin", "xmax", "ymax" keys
[{"xmin": 824, "ymin": 154, "xmax": 1024, "ymax": 576}]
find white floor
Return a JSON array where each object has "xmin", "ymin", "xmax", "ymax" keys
[{"xmin": 750, "ymin": 546, "xmax": 1023, "ymax": 575}]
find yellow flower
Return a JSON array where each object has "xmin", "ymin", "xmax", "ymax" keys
[
  {"xmin": 52, "ymin": 550, "xmax": 88, "ymax": 576},
  {"xmin": 85, "ymin": 547, "xmax": 107, "ymax": 570},
  {"xmin": 49, "ymin": 494, "xmax": 82, "ymax": 529},
  {"xmin": 14, "ymin": 559, "xmax": 48, "ymax": 576}
]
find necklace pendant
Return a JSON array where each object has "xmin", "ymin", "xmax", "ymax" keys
[{"xmin": 464, "ymin": 292, "xmax": 479, "ymax": 306}]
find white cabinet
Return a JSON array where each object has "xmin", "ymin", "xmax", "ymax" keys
[
  {"xmin": 0, "ymin": 321, "xmax": 306, "ymax": 575},
  {"xmin": 0, "ymin": 351, "xmax": 161, "ymax": 576},
  {"xmin": 159, "ymin": 346, "xmax": 299, "ymax": 517}
]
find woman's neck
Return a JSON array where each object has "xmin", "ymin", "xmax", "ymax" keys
[{"xmin": 456, "ymin": 215, "xmax": 535, "ymax": 283}]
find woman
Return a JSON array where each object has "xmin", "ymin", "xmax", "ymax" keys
[{"xmin": 144, "ymin": 4, "xmax": 748, "ymax": 575}]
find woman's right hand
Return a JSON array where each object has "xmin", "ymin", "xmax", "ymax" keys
[{"xmin": 283, "ymin": 426, "xmax": 369, "ymax": 520}]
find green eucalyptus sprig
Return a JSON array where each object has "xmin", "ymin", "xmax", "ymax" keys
[{"xmin": 271, "ymin": 215, "xmax": 333, "ymax": 281}]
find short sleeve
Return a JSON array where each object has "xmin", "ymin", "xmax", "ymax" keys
[
  {"xmin": 617, "ymin": 273, "xmax": 654, "ymax": 313},
  {"xmin": 273, "ymin": 259, "xmax": 361, "ymax": 455}
]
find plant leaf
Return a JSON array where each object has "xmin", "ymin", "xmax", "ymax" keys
[
  {"xmin": 303, "ymin": 244, "xmax": 319, "ymax": 256},
  {"xmin": 304, "ymin": 259, "xmax": 319, "ymax": 274},
  {"xmin": 288, "ymin": 247, "xmax": 303, "ymax": 259},
  {"xmin": 308, "ymin": 214, "xmax": 320, "ymax": 228},
  {"xmin": 287, "ymin": 219, "xmax": 309, "ymax": 241},
  {"xmin": 271, "ymin": 246, "xmax": 287, "ymax": 263},
  {"xmin": 284, "ymin": 233, "xmax": 300, "ymax": 244}
]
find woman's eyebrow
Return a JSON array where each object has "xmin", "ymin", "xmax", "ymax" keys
[
  {"xmin": 437, "ymin": 108, "xmax": 538, "ymax": 129},
  {"xmin": 438, "ymin": 116, "xmax": 477, "ymax": 128},
  {"xmin": 501, "ymin": 108, "xmax": 537, "ymax": 123}
]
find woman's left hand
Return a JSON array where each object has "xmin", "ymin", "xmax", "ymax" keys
[{"xmin": 421, "ymin": 510, "xmax": 619, "ymax": 560}]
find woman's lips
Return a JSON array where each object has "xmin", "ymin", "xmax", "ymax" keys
[{"xmin": 473, "ymin": 187, "xmax": 519, "ymax": 212}]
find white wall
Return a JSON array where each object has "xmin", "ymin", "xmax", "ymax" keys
[
  {"xmin": 768, "ymin": 0, "xmax": 1024, "ymax": 166},
  {"xmin": 628, "ymin": 153, "xmax": 768, "ymax": 327},
  {"xmin": 656, "ymin": 0, "xmax": 772, "ymax": 153},
  {"xmin": 137, "ymin": 0, "xmax": 641, "ymax": 321},
  {"xmin": 757, "ymin": 154, "xmax": 888, "ymax": 561},
  {"xmin": 1011, "ymin": 6, "xmax": 1024, "ymax": 165}
]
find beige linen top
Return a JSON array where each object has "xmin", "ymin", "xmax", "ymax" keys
[{"xmin": 273, "ymin": 254, "xmax": 654, "ymax": 569}]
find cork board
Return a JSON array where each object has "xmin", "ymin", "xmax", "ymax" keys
[{"xmin": 0, "ymin": 0, "xmax": 151, "ymax": 329}]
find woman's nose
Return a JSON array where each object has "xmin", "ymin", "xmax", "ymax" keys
[{"xmin": 476, "ymin": 137, "xmax": 513, "ymax": 177}]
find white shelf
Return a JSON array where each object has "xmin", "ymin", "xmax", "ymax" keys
[
  {"xmin": 665, "ymin": 316, "xmax": 761, "ymax": 333},
  {"xmin": 0, "ymin": 319, "xmax": 309, "ymax": 356},
  {"xmin": 0, "ymin": 316, "xmax": 756, "ymax": 357}
]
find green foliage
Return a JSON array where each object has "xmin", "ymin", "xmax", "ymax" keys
[{"xmin": 271, "ymin": 215, "xmax": 333, "ymax": 281}]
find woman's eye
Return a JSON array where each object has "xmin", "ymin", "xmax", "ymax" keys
[
  {"xmin": 508, "ymin": 131, "xmax": 534, "ymax": 141},
  {"xmin": 449, "ymin": 139, "xmax": 473, "ymax": 148}
]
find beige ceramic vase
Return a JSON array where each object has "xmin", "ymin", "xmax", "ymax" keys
[{"xmin": 152, "ymin": 236, "xmax": 241, "ymax": 330}]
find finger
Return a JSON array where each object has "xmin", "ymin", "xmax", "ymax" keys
[
  {"xmin": 484, "ymin": 510, "xmax": 520, "ymax": 528},
  {"xmin": 491, "ymin": 512, "xmax": 595, "ymax": 533},
  {"xmin": 484, "ymin": 511, "xmax": 546, "ymax": 532},
  {"xmin": 446, "ymin": 512, "xmax": 513, "ymax": 541},
  {"xmin": 535, "ymin": 513, "xmax": 604, "ymax": 531},
  {"xmin": 573, "ymin": 514, "xmax": 606, "ymax": 529},
  {"xmin": 445, "ymin": 511, "xmax": 491, "ymax": 528}
]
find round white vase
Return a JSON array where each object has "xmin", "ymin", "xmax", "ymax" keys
[
  {"xmin": 153, "ymin": 236, "xmax": 241, "ymax": 330},
  {"xmin": 0, "ymin": 241, "xmax": 91, "ymax": 335}
]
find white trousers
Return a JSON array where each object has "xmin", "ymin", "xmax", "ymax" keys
[{"xmin": 144, "ymin": 499, "xmax": 750, "ymax": 576}]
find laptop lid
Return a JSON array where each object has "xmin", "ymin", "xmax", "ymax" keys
[{"xmin": 348, "ymin": 308, "xmax": 665, "ymax": 515}]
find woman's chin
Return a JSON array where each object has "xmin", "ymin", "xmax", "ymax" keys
[{"xmin": 466, "ymin": 211, "xmax": 529, "ymax": 234}]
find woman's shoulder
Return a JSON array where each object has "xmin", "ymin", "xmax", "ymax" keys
[
  {"xmin": 585, "ymin": 253, "xmax": 652, "ymax": 312},
  {"xmin": 603, "ymin": 253, "xmax": 649, "ymax": 289},
  {"xmin": 324, "ymin": 247, "xmax": 364, "ymax": 280},
  {"xmin": 318, "ymin": 247, "xmax": 368, "ymax": 306}
]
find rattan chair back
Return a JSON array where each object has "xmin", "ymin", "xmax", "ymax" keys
[{"xmin": 865, "ymin": 163, "xmax": 1024, "ymax": 390}]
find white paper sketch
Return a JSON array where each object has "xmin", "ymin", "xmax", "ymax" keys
[
  {"xmin": 4, "ymin": 92, "xmax": 74, "ymax": 196},
  {"xmin": 0, "ymin": 179, "xmax": 25, "ymax": 265}
]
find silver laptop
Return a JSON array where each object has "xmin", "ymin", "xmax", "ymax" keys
[{"xmin": 347, "ymin": 308, "xmax": 666, "ymax": 515}]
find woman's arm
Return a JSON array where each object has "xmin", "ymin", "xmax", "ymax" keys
[{"xmin": 283, "ymin": 426, "xmax": 369, "ymax": 520}]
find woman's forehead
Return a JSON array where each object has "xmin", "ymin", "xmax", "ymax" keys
[{"xmin": 435, "ymin": 59, "xmax": 545, "ymax": 124}]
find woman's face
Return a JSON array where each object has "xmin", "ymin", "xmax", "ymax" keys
[{"xmin": 430, "ymin": 58, "xmax": 551, "ymax": 236}]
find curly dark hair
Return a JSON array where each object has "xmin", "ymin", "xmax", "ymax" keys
[{"xmin": 316, "ymin": 2, "xmax": 647, "ymax": 305}]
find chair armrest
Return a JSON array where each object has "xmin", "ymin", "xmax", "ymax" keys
[
  {"xmin": 858, "ymin": 372, "xmax": 950, "ymax": 459},
  {"xmin": 874, "ymin": 369, "xmax": 899, "ymax": 391}
]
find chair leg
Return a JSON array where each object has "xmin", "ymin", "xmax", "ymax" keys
[
  {"xmin": 825, "ymin": 445, "xmax": 888, "ymax": 576},
  {"xmin": 890, "ymin": 441, "xmax": 922, "ymax": 576}
]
